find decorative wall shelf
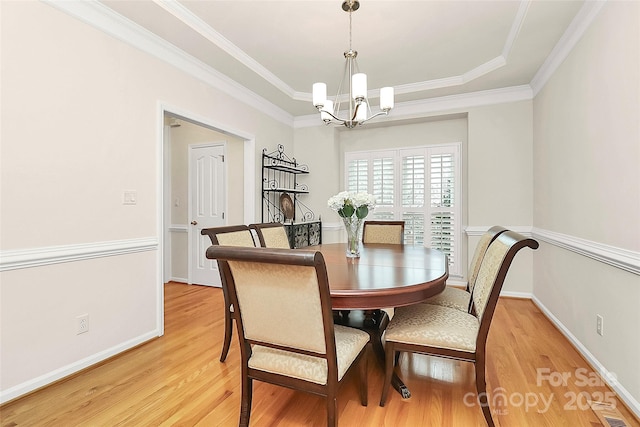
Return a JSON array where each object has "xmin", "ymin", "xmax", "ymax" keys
[{"xmin": 261, "ymin": 145, "xmax": 320, "ymax": 248}]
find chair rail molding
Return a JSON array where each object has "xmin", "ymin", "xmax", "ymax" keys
[
  {"xmin": 321, "ymin": 221, "xmax": 344, "ymax": 231},
  {"xmin": 0, "ymin": 238, "xmax": 158, "ymax": 272},
  {"xmin": 532, "ymin": 227, "xmax": 640, "ymax": 276},
  {"xmin": 465, "ymin": 226, "xmax": 640, "ymax": 275},
  {"xmin": 465, "ymin": 225, "xmax": 533, "ymax": 237}
]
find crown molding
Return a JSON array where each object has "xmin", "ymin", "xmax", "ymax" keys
[
  {"xmin": 151, "ymin": 0, "xmax": 529, "ymax": 102},
  {"xmin": 0, "ymin": 238, "xmax": 158, "ymax": 271},
  {"xmin": 43, "ymin": 0, "xmax": 294, "ymax": 127},
  {"xmin": 152, "ymin": 0, "xmax": 296, "ymax": 99},
  {"xmin": 530, "ymin": 0, "xmax": 606, "ymax": 96},
  {"xmin": 503, "ymin": 0, "xmax": 532, "ymax": 58},
  {"xmin": 294, "ymin": 85, "xmax": 533, "ymax": 128},
  {"xmin": 311, "ymin": 0, "xmax": 530, "ymax": 100},
  {"xmin": 43, "ymin": 0, "xmax": 604, "ymax": 130}
]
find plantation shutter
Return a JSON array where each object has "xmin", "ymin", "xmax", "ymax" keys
[
  {"xmin": 347, "ymin": 158, "xmax": 368, "ymax": 193},
  {"xmin": 346, "ymin": 152, "xmax": 395, "ymax": 220},
  {"xmin": 428, "ymin": 150, "xmax": 457, "ymax": 270},
  {"xmin": 372, "ymin": 155, "xmax": 395, "ymax": 219},
  {"xmin": 401, "ymin": 153, "xmax": 425, "ymax": 245},
  {"xmin": 344, "ymin": 144, "xmax": 461, "ymax": 277}
]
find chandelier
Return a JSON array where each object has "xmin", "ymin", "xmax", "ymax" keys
[{"xmin": 312, "ymin": 0, "xmax": 394, "ymax": 129}]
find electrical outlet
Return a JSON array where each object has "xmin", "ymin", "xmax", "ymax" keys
[
  {"xmin": 77, "ymin": 314, "xmax": 89, "ymax": 335},
  {"xmin": 596, "ymin": 314, "xmax": 603, "ymax": 336}
]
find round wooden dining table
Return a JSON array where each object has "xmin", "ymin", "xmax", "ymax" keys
[
  {"xmin": 307, "ymin": 242, "xmax": 449, "ymax": 310},
  {"xmin": 306, "ymin": 242, "xmax": 449, "ymax": 398}
]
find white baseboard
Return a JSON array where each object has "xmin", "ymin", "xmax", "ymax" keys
[
  {"xmin": 499, "ymin": 290, "xmax": 532, "ymax": 299},
  {"xmin": 0, "ymin": 330, "xmax": 159, "ymax": 405},
  {"xmin": 445, "ymin": 279, "xmax": 467, "ymax": 288},
  {"xmin": 531, "ymin": 296, "xmax": 640, "ymax": 419}
]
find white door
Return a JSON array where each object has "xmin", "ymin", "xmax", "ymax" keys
[{"xmin": 189, "ymin": 143, "xmax": 225, "ymax": 286}]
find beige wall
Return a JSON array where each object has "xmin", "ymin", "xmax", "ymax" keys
[
  {"xmin": 0, "ymin": 1, "xmax": 292, "ymax": 400},
  {"xmin": 533, "ymin": 1, "xmax": 640, "ymax": 410},
  {"xmin": 294, "ymin": 104, "xmax": 534, "ymax": 293}
]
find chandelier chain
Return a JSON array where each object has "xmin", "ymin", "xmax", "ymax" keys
[{"xmin": 349, "ymin": 8, "xmax": 352, "ymax": 51}]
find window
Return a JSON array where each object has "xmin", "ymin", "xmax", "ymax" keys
[{"xmin": 345, "ymin": 144, "xmax": 462, "ymax": 277}]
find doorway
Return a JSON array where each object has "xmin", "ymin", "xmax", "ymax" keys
[{"xmin": 159, "ymin": 107, "xmax": 256, "ymax": 333}]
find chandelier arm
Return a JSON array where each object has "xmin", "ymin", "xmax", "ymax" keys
[
  {"xmin": 316, "ymin": 108, "xmax": 347, "ymax": 125},
  {"xmin": 351, "ymin": 102, "xmax": 360, "ymax": 121},
  {"xmin": 357, "ymin": 110, "xmax": 390, "ymax": 125}
]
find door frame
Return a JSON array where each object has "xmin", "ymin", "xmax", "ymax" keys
[{"xmin": 158, "ymin": 102, "xmax": 256, "ymax": 336}]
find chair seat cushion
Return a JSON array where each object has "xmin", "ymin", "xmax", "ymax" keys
[
  {"xmin": 422, "ymin": 286, "xmax": 470, "ymax": 312},
  {"xmin": 248, "ymin": 325, "xmax": 369, "ymax": 385},
  {"xmin": 384, "ymin": 304, "xmax": 479, "ymax": 353}
]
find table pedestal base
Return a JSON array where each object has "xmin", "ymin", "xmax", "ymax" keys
[{"xmin": 333, "ymin": 309, "xmax": 411, "ymax": 399}]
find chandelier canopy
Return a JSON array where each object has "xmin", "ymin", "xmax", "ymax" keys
[{"xmin": 312, "ymin": 0, "xmax": 394, "ymax": 129}]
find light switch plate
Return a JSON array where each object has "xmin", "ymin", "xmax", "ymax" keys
[{"xmin": 123, "ymin": 190, "xmax": 137, "ymax": 205}]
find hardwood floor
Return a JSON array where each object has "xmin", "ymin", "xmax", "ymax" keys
[{"xmin": 1, "ymin": 282, "xmax": 638, "ymax": 426}]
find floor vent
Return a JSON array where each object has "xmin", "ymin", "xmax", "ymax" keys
[{"xmin": 589, "ymin": 400, "xmax": 630, "ymax": 427}]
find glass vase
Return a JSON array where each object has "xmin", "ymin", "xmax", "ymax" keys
[{"xmin": 343, "ymin": 216, "xmax": 364, "ymax": 258}]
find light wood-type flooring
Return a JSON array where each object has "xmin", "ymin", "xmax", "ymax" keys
[{"xmin": 1, "ymin": 282, "xmax": 638, "ymax": 426}]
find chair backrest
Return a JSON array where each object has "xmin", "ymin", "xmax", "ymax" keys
[
  {"xmin": 467, "ymin": 226, "xmax": 509, "ymax": 292},
  {"xmin": 362, "ymin": 220, "xmax": 405, "ymax": 244},
  {"xmin": 471, "ymin": 230, "xmax": 538, "ymax": 347},
  {"xmin": 206, "ymin": 246, "xmax": 338, "ymax": 374},
  {"xmin": 201, "ymin": 224, "xmax": 256, "ymax": 247},
  {"xmin": 200, "ymin": 225, "xmax": 256, "ymax": 305},
  {"xmin": 249, "ymin": 222, "xmax": 291, "ymax": 249}
]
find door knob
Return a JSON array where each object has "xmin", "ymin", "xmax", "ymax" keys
[{"xmin": 191, "ymin": 220, "xmax": 198, "ymax": 225}]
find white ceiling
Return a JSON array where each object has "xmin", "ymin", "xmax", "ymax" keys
[{"xmin": 99, "ymin": 0, "xmax": 587, "ymax": 118}]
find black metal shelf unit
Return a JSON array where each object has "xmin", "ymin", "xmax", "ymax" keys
[{"xmin": 261, "ymin": 145, "xmax": 321, "ymax": 248}]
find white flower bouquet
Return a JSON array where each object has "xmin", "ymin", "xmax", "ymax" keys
[{"xmin": 327, "ymin": 191, "xmax": 376, "ymax": 219}]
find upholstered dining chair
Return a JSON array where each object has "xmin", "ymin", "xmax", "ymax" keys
[
  {"xmin": 205, "ymin": 245, "xmax": 370, "ymax": 427},
  {"xmin": 379, "ymin": 230, "xmax": 538, "ymax": 427},
  {"xmin": 200, "ymin": 225, "xmax": 256, "ymax": 362},
  {"xmin": 249, "ymin": 222, "xmax": 291, "ymax": 248},
  {"xmin": 360, "ymin": 220, "xmax": 405, "ymax": 321},
  {"xmin": 423, "ymin": 226, "xmax": 508, "ymax": 313},
  {"xmin": 362, "ymin": 220, "xmax": 405, "ymax": 244}
]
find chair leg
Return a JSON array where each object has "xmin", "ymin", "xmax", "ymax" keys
[
  {"xmin": 327, "ymin": 394, "xmax": 337, "ymax": 427},
  {"xmin": 379, "ymin": 342, "xmax": 395, "ymax": 407},
  {"xmin": 219, "ymin": 307, "xmax": 233, "ymax": 362},
  {"xmin": 359, "ymin": 351, "xmax": 368, "ymax": 406},
  {"xmin": 475, "ymin": 355, "xmax": 495, "ymax": 427},
  {"xmin": 239, "ymin": 375, "xmax": 253, "ymax": 427}
]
